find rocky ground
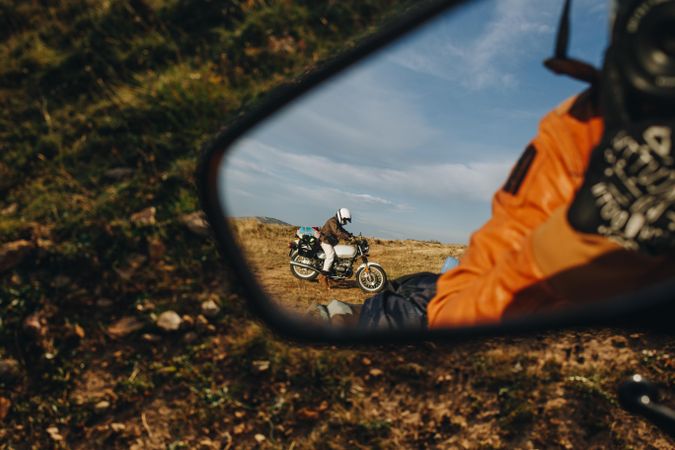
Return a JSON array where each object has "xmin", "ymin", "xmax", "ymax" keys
[{"xmin": 1, "ymin": 1, "xmax": 674, "ymax": 448}]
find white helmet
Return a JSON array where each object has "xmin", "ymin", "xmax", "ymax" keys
[{"xmin": 336, "ymin": 208, "xmax": 352, "ymax": 225}]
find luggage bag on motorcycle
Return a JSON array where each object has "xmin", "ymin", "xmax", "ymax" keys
[{"xmin": 296, "ymin": 226, "xmax": 321, "ymax": 256}]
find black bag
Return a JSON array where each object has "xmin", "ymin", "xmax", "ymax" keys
[
  {"xmin": 298, "ymin": 234, "xmax": 320, "ymax": 256},
  {"xmin": 357, "ymin": 272, "xmax": 439, "ymax": 330}
]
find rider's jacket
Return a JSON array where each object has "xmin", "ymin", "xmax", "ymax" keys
[
  {"xmin": 320, "ymin": 217, "xmax": 351, "ymax": 246},
  {"xmin": 427, "ymin": 89, "xmax": 675, "ymax": 328}
]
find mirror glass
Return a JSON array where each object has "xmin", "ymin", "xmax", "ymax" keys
[{"xmin": 217, "ymin": 0, "xmax": 622, "ymax": 331}]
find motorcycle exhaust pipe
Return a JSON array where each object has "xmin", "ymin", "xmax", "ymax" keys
[{"xmin": 290, "ymin": 260, "xmax": 321, "ymax": 273}]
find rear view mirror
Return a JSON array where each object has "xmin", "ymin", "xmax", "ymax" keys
[{"xmin": 198, "ymin": 0, "xmax": 675, "ymax": 343}]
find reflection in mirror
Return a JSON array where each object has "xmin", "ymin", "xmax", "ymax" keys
[{"xmin": 216, "ymin": 0, "xmax": 649, "ymax": 331}]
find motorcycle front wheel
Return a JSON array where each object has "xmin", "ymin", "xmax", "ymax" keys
[
  {"xmin": 290, "ymin": 251, "xmax": 319, "ymax": 281},
  {"xmin": 356, "ymin": 264, "xmax": 387, "ymax": 293}
]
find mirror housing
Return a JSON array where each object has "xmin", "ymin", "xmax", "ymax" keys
[{"xmin": 197, "ymin": 0, "xmax": 675, "ymax": 344}]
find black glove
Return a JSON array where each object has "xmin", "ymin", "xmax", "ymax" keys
[{"xmin": 568, "ymin": 55, "xmax": 675, "ymax": 255}]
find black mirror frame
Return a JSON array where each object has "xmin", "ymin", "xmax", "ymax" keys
[{"xmin": 196, "ymin": 0, "xmax": 675, "ymax": 344}]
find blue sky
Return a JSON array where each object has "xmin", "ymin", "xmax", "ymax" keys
[{"xmin": 220, "ymin": 0, "xmax": 609, "ymax": 243}]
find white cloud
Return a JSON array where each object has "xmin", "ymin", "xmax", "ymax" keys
[
  {"xmin": 256, "ymin": 65, "xmax": 440, "ymax": 160},
  {"xmin": 329, "ymin": 188, "xmax": 414, "ymax": 212},
  {"xmin": 282, "ymin": 185, "xmax": 410, "ymax": 211},
  {"xmin": 226, "ymin": 138, "xmax": 512, "ymax": 203},
  {"xmin": 388, "ymin": 0, "xmax": 555, "ymax": 90}
]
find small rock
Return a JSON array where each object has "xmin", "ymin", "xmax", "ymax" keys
[
  {"xmin": 73, "ymin": 324, "xmax": 85, "ymax": 339},
  {"xmin": 94, "ymin": 400, "xmax": 110, "ymax": 413},
  {"xmin": 104, "ymin": 167, "xmax": 134, "ymax": 180},
  {"xmin": 201, "ymin": 299, "xmax": 220, "ymax": 318},
  {"xmin": 130, "ymin": 207, "xmax": 156, "ymax": 227},
  {"xmin": 182, "ymin": 332, "xmax": 198, "ymax": 344},
  {"xmin": 0, "ymin": 240, "xmax": 34, "ymax": 273},
  {"xmin": 110, "ymin": 423, "xmax": 126, "ymax": 432},
  {"xmin": 0, "ymin": 397, "xmax": 10, "ymax": 421},
  {"xmin": 156, "ymin": 311, "xmax": 182, "ymax": 332},
  {"xmin": 0, "ymin": 203, "xmax": 17, "ymax": 216},
  {"xmin": 141, "ymin": 333, "xmax": 161, "ymax": 343},
  {"xmin": 252, "ymin": 360, "xmax": 270, "ymax": 373},
  {"xmin": 254, "ymin": 434, "xmax": 266, "ymax": 443},
  {"xmin": 435, "ymin": 374, "xmax": 452, "ymax": 385},
  {"xmin": 108, "ymin": 316, "xmax": 145, "ymax": 338},
  {"xmin": 46, "ymin": 426, "xmax": 63, "ymax": 441},
  {"xmin": 135, "ymin": 300, "xmax": 155, "ymax": 312},
  {"xmin": 23, "ymin": 313, "xmax": 43, "ymax": 337},
  {"xmin": 181, "ymin": 212, "xmax": 210, "ymax": 236},
  {"xmin": 181, "ymin": 315, "xmax": 194, "ymax": 328},
  {"xmin": 0, "ymin": 358, "xmax": 20, "ymax": 383}
]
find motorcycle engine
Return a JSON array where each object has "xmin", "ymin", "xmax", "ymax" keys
[{"xmin": 333, "ymin": 260, "xmax": 352, "ymax": 274}]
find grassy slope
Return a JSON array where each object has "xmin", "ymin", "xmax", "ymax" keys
[{"xmin": 0, "ymin": 1, "xmax": 674, "ymax": 448}]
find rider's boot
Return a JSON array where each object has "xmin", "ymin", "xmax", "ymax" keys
[{"xmin": 319, "ymin": 273, "xmax": 331, "ymax": 290}]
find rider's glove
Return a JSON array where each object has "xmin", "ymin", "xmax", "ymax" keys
[{"xmin": 567, "ymin": 62, "xmax": 675, "ymax": 255}]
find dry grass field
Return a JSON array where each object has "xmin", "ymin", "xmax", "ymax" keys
[{"xmin": 229, "ymin": 218, "xmax": 466, "ymax": 314}]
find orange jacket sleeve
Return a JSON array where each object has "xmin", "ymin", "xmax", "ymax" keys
[{"xmin": 427, "ymin": 91, "xmax": 605, "ymax": 328}]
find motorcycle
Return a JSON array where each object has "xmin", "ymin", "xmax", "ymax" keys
[{"xmin": 288, "ymin": 230, "xmax": 387, "ymax": 293}]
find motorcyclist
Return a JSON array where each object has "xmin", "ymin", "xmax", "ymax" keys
[
  {"xmin": 314, "ymin": 0, "xmax": 675, "ymax": 328},
  {"xmin": 318, "ymin": 208, "xmax": 354, "ymax": 289}
]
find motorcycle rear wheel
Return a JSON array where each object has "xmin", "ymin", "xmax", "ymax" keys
[{"xmin": 290, "ymin": 251, "xmax": 319, "ymax": 281}]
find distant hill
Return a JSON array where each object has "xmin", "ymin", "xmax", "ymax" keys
[{"xmin": 240, "ymin": 216, "xmax": 294, "ymax": 227}]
